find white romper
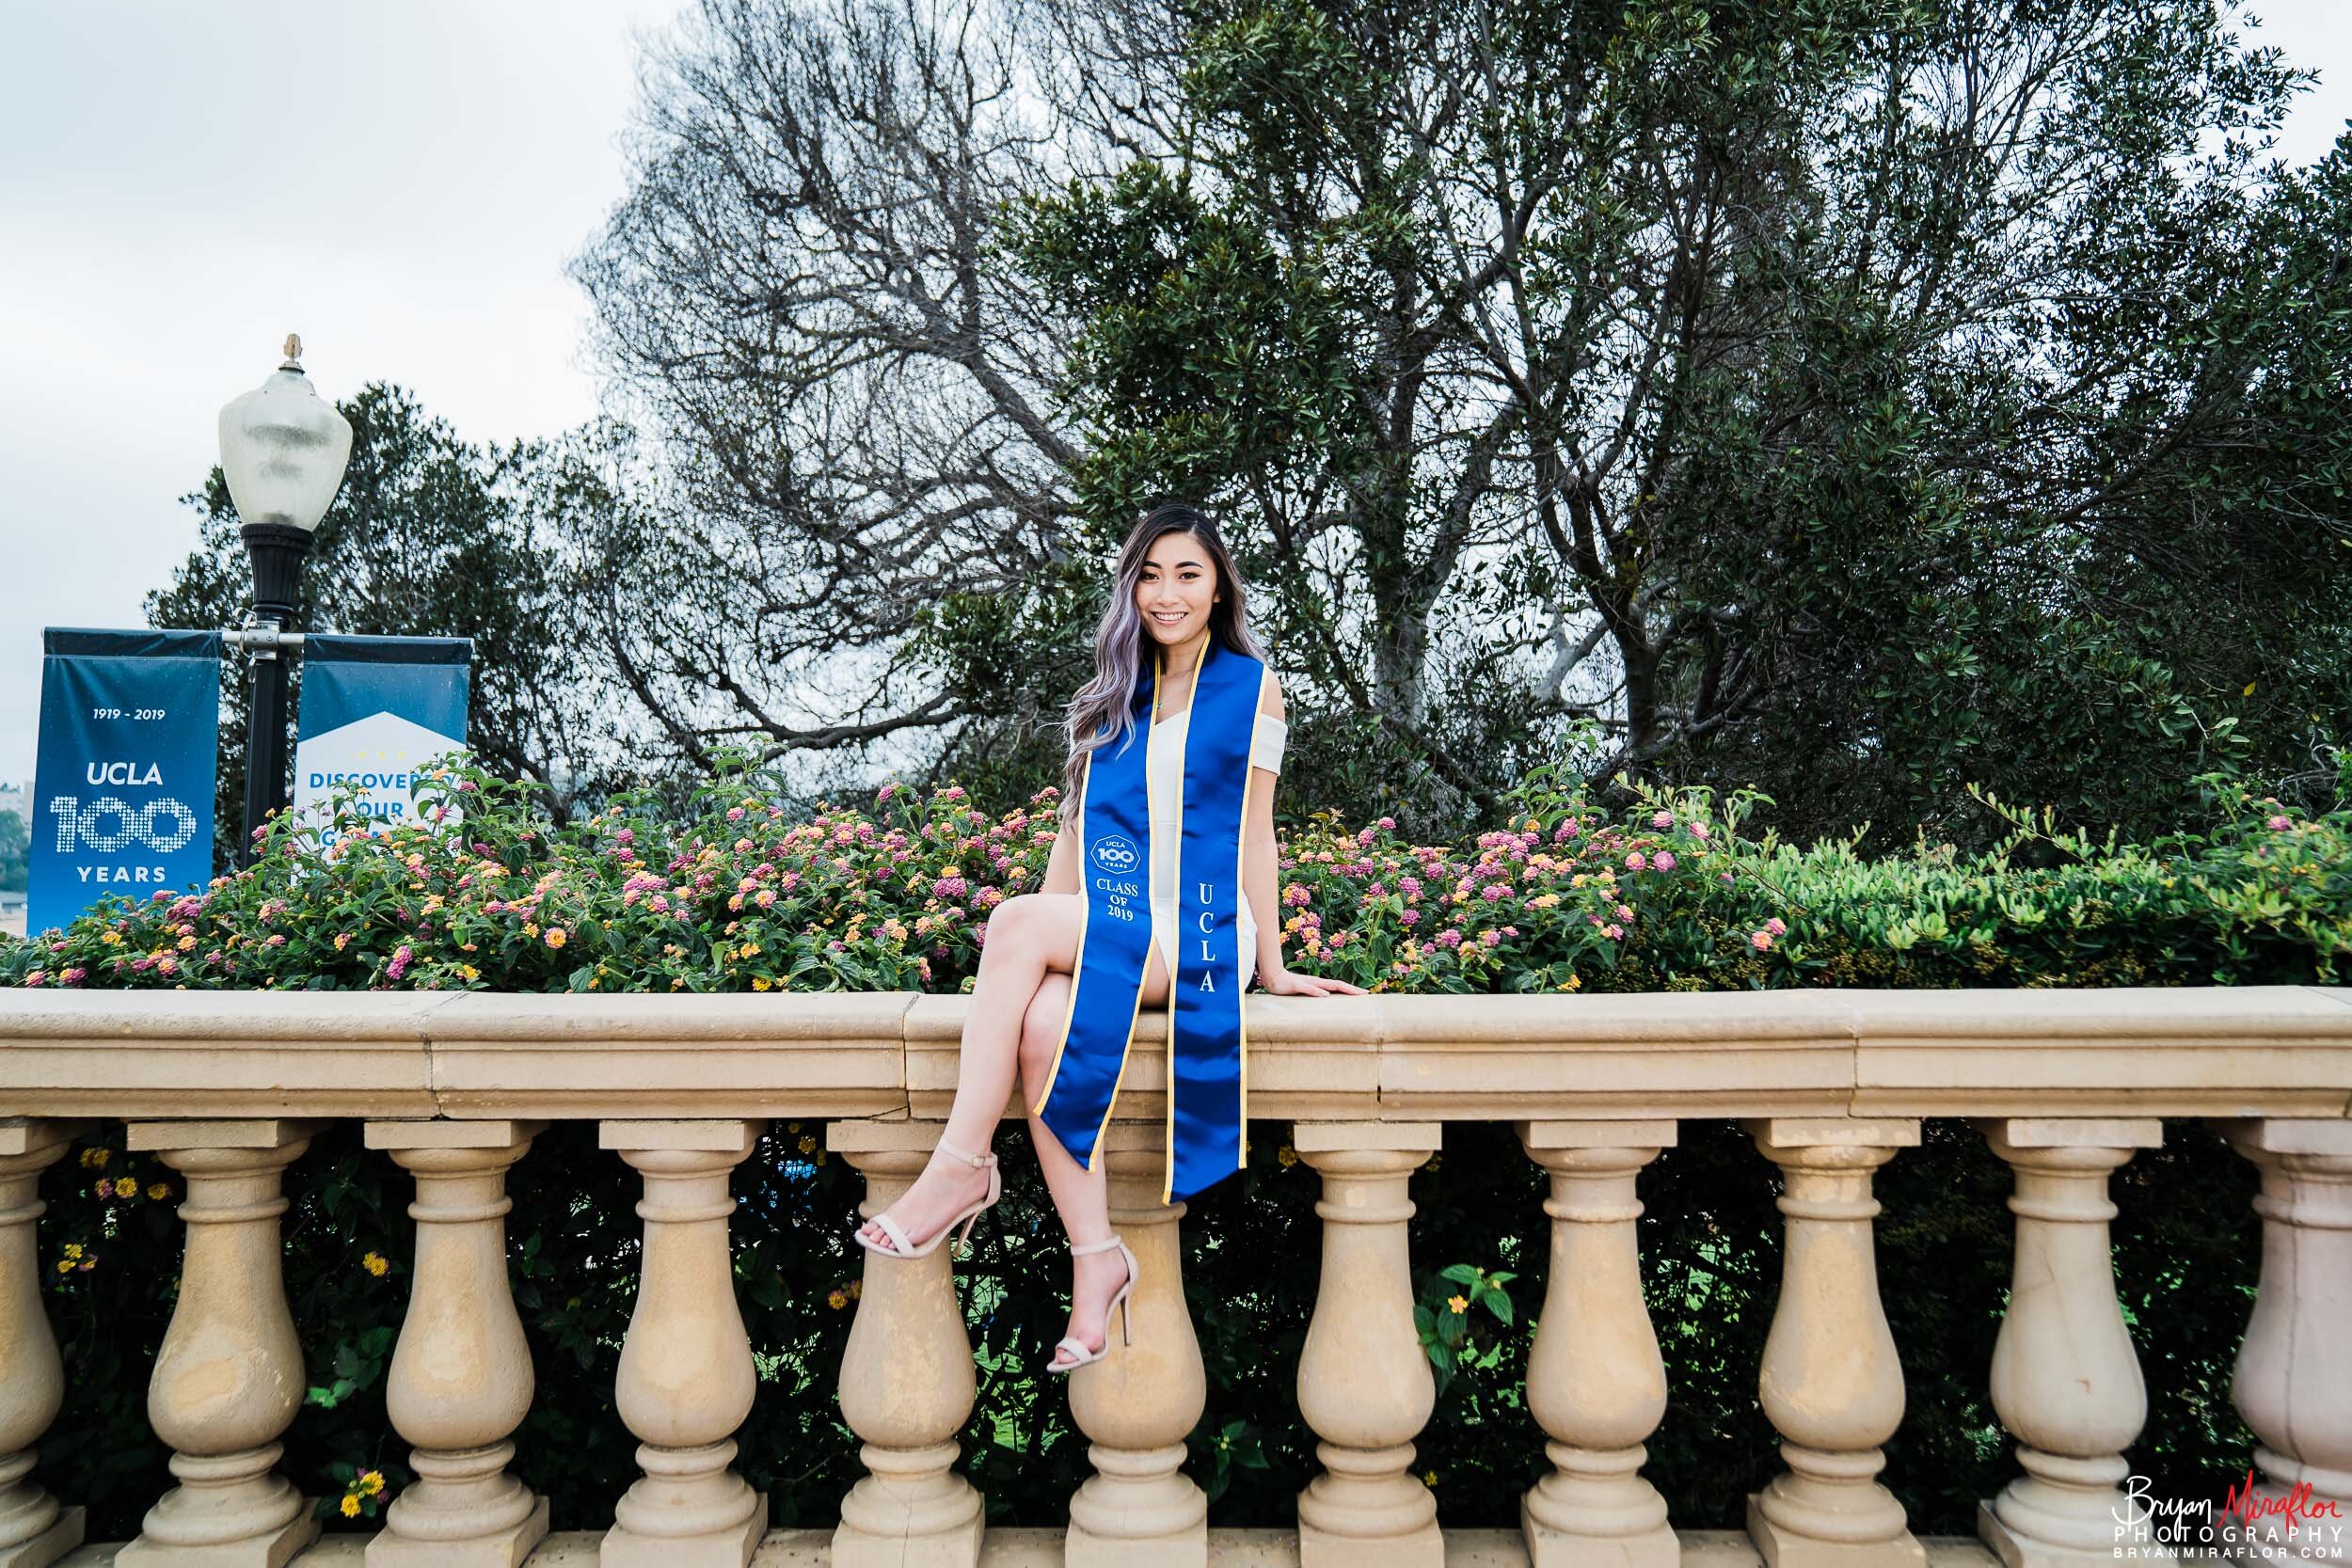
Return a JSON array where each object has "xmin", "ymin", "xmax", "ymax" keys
[{"xmin": 1146, "ymin": 705, "xmax": 1287, "ymax": 988}]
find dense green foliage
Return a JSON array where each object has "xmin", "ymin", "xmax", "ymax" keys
[
  {"xmin": 1007, "ymin": 0, "xmax": 2352, "ymax": 848},
  {"xmin": 13, "ymin": 743, "xmax": 2352, "ymax": 994},
  {"xmin": 0, "ymin": 804, "xmax": 25, "ymax": 895},
  {"xmin": 6, "ymin": 750, "xmax": 2329, "ymax": 1537}
]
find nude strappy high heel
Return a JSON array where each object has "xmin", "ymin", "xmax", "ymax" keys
[
  {"xmin": 1048, "ymin": 1234, "xmax": 1138, "ymax": 1372},
  {"xmin": 853, "ymin": 1136, "xmax": 1000, "ymax": 1259}
]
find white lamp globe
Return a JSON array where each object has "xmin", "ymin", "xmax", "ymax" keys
[{"xmin": 216, "ymin": 334, "xmax": 354, "ymax": 531}]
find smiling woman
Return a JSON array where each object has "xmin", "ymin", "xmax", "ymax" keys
[{"xmin": 852, "ymin": 500, "xmax": 1364, "ymax": 1373}]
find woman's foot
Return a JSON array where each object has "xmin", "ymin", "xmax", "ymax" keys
[
  {"xmin": 1049, "ymin": 1240, "xmax": 1136, "ymax": 1370},
  {"xmin": 856, "ymin": 1143, "xmax": 997, "ymax": 1255}
]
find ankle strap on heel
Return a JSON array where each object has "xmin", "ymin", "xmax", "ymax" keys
[
  {"xmin": 1071, "ymin": 1234, "xmax": 1126, "ymax": 1257},
  {"xmin": 938, "ymin": 1137, "xmax": 996, "ymax": 1168}
]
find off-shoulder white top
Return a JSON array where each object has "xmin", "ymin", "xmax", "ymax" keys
[{"xmin": 1146, "ymin": 705, "xmax": 1286, "ymax": 978}]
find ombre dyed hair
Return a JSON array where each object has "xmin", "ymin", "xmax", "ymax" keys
[{"xmin": 1057, "ymin": 503, "xmax": 1269, "ymax": 827}]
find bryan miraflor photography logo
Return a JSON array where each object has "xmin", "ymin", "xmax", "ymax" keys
[{"xmin": 2114, "ymin": 1470, "xmax": 2344, "ymax": 1560}]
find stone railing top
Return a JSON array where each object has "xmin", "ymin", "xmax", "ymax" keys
[{"xmin": 0, "ymin": 984, "xmax": 2345, "ymax": 1124}]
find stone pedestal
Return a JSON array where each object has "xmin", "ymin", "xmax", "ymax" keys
[
  {"xmin": 365, "ymin": 1119, "xmax": 551, "ymax": 1568},
  {"xmin": 0, "ymin": 1120, "xmax": 88, "ymax": 1568},
  {"xmin": 118, "ymin": 1119, "xmax": 325, "ymax": 1568},
  {"xmin": 599, "ymin": 1120, "xmax": 767, "ymax": 1568},
  {"xmin": 830, "ymin": 1120, "xmax": 983, "ymax": 1568},
  {"xmin": 1516, "ymin": 1120, "xmax": 1679, "ymax": 1568},
  {"xmin": 1295, "ymin": 1122, "xmax": 1444, "ymax": 1568},
  {"xmin": 1066, "ymin": 1125, "xmax": 1210, "ymax": 1568},
  {"xmin": 1741, "ymin": 1118, "xmax": 1925, "ymax": 1568},
  {"xmin": 2210, "ymin": 1118, "xmax": 2352, "ymax": 1565},
  {"xmin": 1973, "ymin": 1118, "xmax": 2175, "ymax": 1568}
]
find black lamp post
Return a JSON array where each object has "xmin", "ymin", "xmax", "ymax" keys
[{"xmin": 216, "ymin": 336, "xmax": 352, "ymax": 867}]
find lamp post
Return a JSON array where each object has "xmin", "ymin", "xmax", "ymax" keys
[{"xmin": 216, "ymin": 335, "xmax": 353, "ymax": 867}]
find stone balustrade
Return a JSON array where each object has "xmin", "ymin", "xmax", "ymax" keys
[{"xmin": 0, "ymin": 984, "xmax": 2344, "ymax": 1568}]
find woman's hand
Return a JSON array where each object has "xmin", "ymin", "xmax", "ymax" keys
[{"xmin": 1258, "ymin": 964, "xmax": 1369, "ymax": 997}]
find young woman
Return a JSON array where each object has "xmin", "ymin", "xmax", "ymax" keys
[{"xmin": 852, "ymin": 502, "xmax": 1367, "ymax": 1370}]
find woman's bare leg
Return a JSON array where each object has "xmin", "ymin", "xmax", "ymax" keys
[
  {"xmin": 1018, "ymin": 945, "xmax": 1173, "ymax": 1364},
  {"xmin": 1017, "ymin": 972, "xmax": 1107, "ymax": 1230},
  {"xmin": 857, "ymin": 892, "xmax": 1085, "ymax": 1252}
]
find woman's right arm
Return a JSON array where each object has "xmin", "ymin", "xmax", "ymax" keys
[{"xmin": 1041, "ymin": 804, "xmax": 1081, "ymax": 895}]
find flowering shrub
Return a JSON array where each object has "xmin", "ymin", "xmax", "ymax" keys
[
  {"xmin": 3, "ymin": 752, "xmax": 2323, "ymax": 1542},
  {"xmin": 8, "ymin": 748, "xmax": 2348, "ymax": 994}
]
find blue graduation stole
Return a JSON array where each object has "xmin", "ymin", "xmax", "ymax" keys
[{"xmin": 1032, "ymin": 635, "xmax": 1265, "ymax": 1202}]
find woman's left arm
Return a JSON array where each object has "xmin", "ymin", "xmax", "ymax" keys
[{"xmin": 1247, "ymin": 677, "xmax": 1367, "ymax": 998}]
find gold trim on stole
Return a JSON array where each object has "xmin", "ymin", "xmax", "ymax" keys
[
  {"xmin": 1237, "ymin": 665, "xmax": 1265, "ymax": 1166},
  {"xmin": 1164, "ymin": 660, "xmax": 1266, "ymax": 1203},
  {"xmin": 1028, "ymin": 657, "xmax": 1162, "ymax": 1120},
  {"xmin": 1109, "ymin": 636, "xmax": 1205, "ymax": 1170}
]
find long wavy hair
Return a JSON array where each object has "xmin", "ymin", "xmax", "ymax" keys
[{"xmin": 1057, "ymin": 503, "xmax": 1269, "ymax": 828}]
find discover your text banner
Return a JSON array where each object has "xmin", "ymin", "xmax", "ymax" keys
[{"xmin": 293, "ymin": 633, "xmax": 473, "ymax": 848}]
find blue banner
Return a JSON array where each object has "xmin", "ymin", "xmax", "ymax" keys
[
  {"xmin": 27, "ymin": 627, "xmax": 224, "ymax": 937},
  {"xmin": 293, "ymin": 634, "xmax": 472, "ymax": 847}
]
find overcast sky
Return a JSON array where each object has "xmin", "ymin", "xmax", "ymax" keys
[{"xmin": 2, "ymin": 1, "xmax": 2347, "ymax": 793}]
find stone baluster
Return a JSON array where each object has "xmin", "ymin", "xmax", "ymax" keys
[
  {"xmin": 1295, "ymin": 1122, "xmax": 1444, "ymax": 1568},
  {"xmin": 1742, "ymin": 1117, "xmax": 1925, "ymax": 1568},
  {"xmin": 1066, "ymin": 1124, "xmax": 1210, "ymax": 1568},
  {"xmin": 1515, "ymin": 1120, "xmax": 1678, "ymax": 1568},
  {"xmin": 0, "ymin": 1118, "xmax": 89, "ymax": 1568},
  {"xmin": 118, "ymin": 1118, "xmax": 324, "ymax": 1568},
  {"xmin": 2210, "ymin": 1117, "xmax": 2352, "ymax": 1563},
  {"xmin": 829, "ymin": 1120, "xmax": 983, "ymax": 1568},
  {"xmin": 1974, "ymin": 1118, "xmax": 2174, "ymax": 1568},
  {"xmin": 599, "ymin": 1120, "xmax": 768, "ymax": 1568},
  {"xmin": 363, "ymin": 1119, "xmax": 550, "ymax": 1567}
]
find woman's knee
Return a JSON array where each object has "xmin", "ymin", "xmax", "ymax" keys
[
  {"xmin": 1016, "ymin": 1021, "xmax": 1055, "ymax": 1099},
  {"xmin": 984, "ymin": 892, "xmax": 1080, "ymax": 970},
  {"xmin": 1017, "ymin": 977, "xmax": 1072, "ymax": 1094},
  {"xmin": 982, "ymin": 892, "xmax": 1045, "ymax": 955}
]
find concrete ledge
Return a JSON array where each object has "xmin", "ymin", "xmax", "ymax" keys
[
  {"xmin": 48, "ymin": 1528, "xmax": 2007, "ymax": 1568},
  {"xmin": 0, "ymin": 986, "xmax": 2346, "ymax": 1124}
]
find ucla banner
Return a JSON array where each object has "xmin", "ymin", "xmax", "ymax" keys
[
  {"xmin": 293, "ymin": 634, "xmax": 472, "ymax": 847},
  {"xmin": 28, "ymin": 627, "xmax": 223, "ymax": 937}
]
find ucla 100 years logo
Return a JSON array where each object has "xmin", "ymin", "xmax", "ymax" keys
[{"xmin": 1089, "ymin": 832, "xmax": 1141, "ymax": 876}]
